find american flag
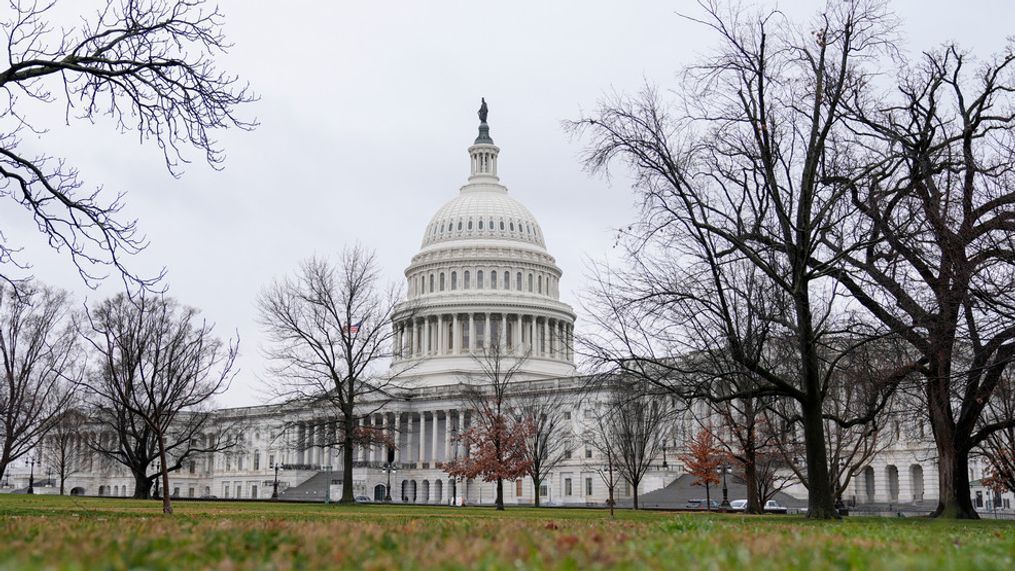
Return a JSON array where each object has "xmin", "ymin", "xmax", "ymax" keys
[{"xmin": 345, "ymin": 321, "xmax": 362, "ymax": 334}]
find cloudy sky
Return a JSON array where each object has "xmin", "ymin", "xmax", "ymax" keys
[{"xmin": 10, "ymin": 0, "xmax": 1012, "ymax": 407}]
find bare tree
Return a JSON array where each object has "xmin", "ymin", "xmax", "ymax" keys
[
  {"xmin": 0, "ymin": 0, "xmax": 255, "ymax": 289},
  {"xmin": 443, "ymin": 344, "xmax": 533, "ymax": 511},
  {"xmin": 0, "ymin": 280, "xmax": 78, "ymax": 483},
  {"xmin": 979, "ymin": 372, "xmax": 1015, "ymax": 498},
  {"xmin": 571, "ymin": 2, "xmax": 905, "ymax": 518},
  {"xmin": 518, "ymin": 384, "xmax": 575, "ymax": 507},
  {"xmin": 258, "ymin": 246, "xmax": 409, "ymax": 504},
  {"xmin": 584, "ymin": 414, "xmax": 621, "ymax": 518},
  {"xmin": 826, "ymin": 43, "xmax": 1015, "ymax": 519},
  {"xmin": 587, "ymin": 377, "xmax": 670, "ymax": 510},
  {"xmin": 40, "ymin": 407, "xmax": 86, "ymax": 495},
  {"xmin": 80, "ymin": 292, "xmax": 237, "ymax": 513}
]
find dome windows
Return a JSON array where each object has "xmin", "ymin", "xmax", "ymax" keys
[
  {"xmin": 500, "ymin": 220, "xmax": 505, "ymax": 230},
  {"xmin": 478, "ymin": 270, "xmax": 484, "ymax": 289},
  {"xmin": 458, "ymin": 220, "xmax": 463, "ymax": 231},
  {"xmin": 516, "ymin": 272, "xmax": 522, "ymax": 290},
  {"xmin": 451, "ymin": 271, "xmax": 458, "ymax": 290},
  {"xmin": 479, "ymin": 219, "xmax": 484, "ymax": 230},
  {"xmin": 468, "ymin": 220, "xmax": 473, "ymax": 230},
  {"xmin": 491, "ymin": 270, "xmax": 497, "ymax": 290},
  {"xmin": 464, "ymin": 271, "xmax": 471, "ymax": 289},
  {"xmin": 510, "ymin": 221, "xmax": 515, "ymax": 231}
]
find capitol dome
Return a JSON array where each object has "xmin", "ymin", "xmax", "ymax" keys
[{"xmin": 391, "ymin": 100, "xmax": 576, "ymax": 384}]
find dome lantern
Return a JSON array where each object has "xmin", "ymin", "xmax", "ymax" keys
[{"xmin": 468, "ymin": 98, "xmax": 499, "ymax": 182}]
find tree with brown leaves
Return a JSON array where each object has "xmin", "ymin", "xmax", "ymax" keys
[{"xmin": 680, "ymin": 428, "xmax": 723, "ymax": 511}]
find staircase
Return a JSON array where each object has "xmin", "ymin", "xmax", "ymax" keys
[{"xmin": 278, "ymin": 471, "xmax": 342, "ymax": 502}]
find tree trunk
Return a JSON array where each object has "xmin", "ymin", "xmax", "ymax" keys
[
  {"xmin": 744, "ymin": 447, "xmax": 762, "ymax": 514},
  {"xmin": 341, "ymin": 416, "xmax": 355, "ymax": 503},
  {"xmin": 608, "ymin": 485, "xmax": 615, "ymax": 518},
  {"xmin": 59, "ymin": 475, "xmax": 65, "ymax": 496},
  {"xmin": 532, "ymin": 475, "xmax": 541, "ymax": 507},
  {"xmin": 705, "ymin": 481, "xmax": 711, "ymax": 512},
  {"xmin": 632, "ymin": 481, "xmax": 639, "ymax": 510},
  {"xmin": 132, "ymin": 468, "xmax": 151, "ymax": 499},
  {"xmin": 495, "ymin": 477, "xmax": 504, "ymax": 510},
  {"xmin": 801, "ymin": 397, "xmax": 837, "ymax": 519},
  {"xmin": 157, "ymin": 431, "xmax": 173, "ymax": 514},
  {"xmin": 930, "ymin": 421, "xmax": 978, "ymax": 518}
]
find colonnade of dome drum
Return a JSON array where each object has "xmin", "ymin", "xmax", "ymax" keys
[{"xmin": 392, "ymin": 312, "xmax": 574, "ymax": 362}]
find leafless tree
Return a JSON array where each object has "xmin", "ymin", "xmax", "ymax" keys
[
  {"xmin": 258, "ymin": 246, "xmax": 410, "ymax": 504},
  {"xmin": 0, "ymin": 0, "xmax": 255, "ymax": 290},
  {"xmin": 40, "ymin": 407, "xmax": 85, "ymax": 495},
  {"xmin": 826, "ymin": 42, "xmax": 1015, "ymax": 519},
  {"xmin": 584, "ymin": 418, "xmax": 621, "ymax": 518},
  {"xmin": 570, "ymin": 1, "xmax": 907, "ymax": 518},
  {"xmin": 586, "ymin": 377, "xmax": 670, "ymax": 510},
  {"xmin": 978, "ymin": 372, "xmax": 1015, "ymax": 497},
  {"xmin": 80, "ymin": 292, "xmax": 237, "ymax": 513},
  {"xmin": 518, "ymin": 382, "xmax": 575, "ymax": 507},
  {"xmin": 0, "ymin": 280, "xmax": 78, "ymax": 483}
]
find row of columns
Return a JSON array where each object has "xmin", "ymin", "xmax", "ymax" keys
[
  {"xmin": 283, "ymin": 410, "xmax": 472, "ymax": 468},
  {"xmin": 394, "ymin": 313, "xmax": 573, "ymax": 361}
]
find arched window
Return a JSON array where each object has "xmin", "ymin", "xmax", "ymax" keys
[
  {"xmin": 510, "ymin": 222, "xmax": 515, "ymax": 231},
  {"xmin": 504, "ymin": 272, "xmax": 510, "ymax": 289},
  {"xmin": 478, "ymin": 270, "xmax": 484, "ymax": 289},
  {"xmin": 479, "ymin": 219, "xmax": 484, "ymax": 230},
  {"xmin": 464, "ymin": 271, "xmax": 471, "ymax": 289},
  {"xmin": 500, "ymin": 220, "xmax": 505, "ymax": 230},
  {"xmin": 429, "ymin": 274, "xmax": 435, "ymax": 293},
  {"xmin": 451, "ymin": 271, "xmax": 458, "ymax": 290},
  {"xmin": 491, "ymin": 271, "xmax": 497, "ymax": 289},
  {"xmin": 538, "ymin": 275, "xmax": 543, "ymax": 294},
  {"xmin": 458, "ymin": 220, "xmax": 463, "ymax": 231},
  {"xmin": 516, "ymin": 272, "xmax": 522, "ymax": 290},
  {"xmin": 439, "ymin": 273, "xmax": 445, "ymax": 291},
  {"xmin": 468, "ymin": 219, "xmax": 473, "ymax": 230},
  {"xmin": 528, "ymin": 273, "xmax": 533, "ymax": 292}
]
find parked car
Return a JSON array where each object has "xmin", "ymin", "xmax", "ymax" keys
[
  {"xmin": 764, "ymin": 500, "xmax": 788, "ymax": 513},
  {"xmin": 685, "ymin": 498, "xmax": 721, "ymax": 510},
  {"xmin": 354, "ymin": 495, "xmax": 372, "ymax": 503},
  {"xmin": 729, "ymin": 499, "xmax": 748, "ymax": 511}
]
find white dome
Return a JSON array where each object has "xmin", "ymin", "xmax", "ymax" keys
[{"xmin": 421, "ymin": 188, "xmax": 546, "ymax": 249}]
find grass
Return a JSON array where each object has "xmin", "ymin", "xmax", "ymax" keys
[{"xmin": 0, "ymin": 495, "xmax": 1012, "ymax": 570}]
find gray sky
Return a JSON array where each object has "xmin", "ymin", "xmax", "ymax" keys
[{"xmin": 12, "ymin": 0, "xmax": 1013, "ymax": 407}]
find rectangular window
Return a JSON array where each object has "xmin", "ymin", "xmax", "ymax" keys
[
  {"xmin": 236, "ymin": 485, "xmax": 242, "ymax": 499},
  {"xmin": 223, "ymin": 483, "xmax": 229, "ymax": 498},
  {"xmin": 516, "ymin": 479, "xmax": 523, "ymax": 497},
  {"xmin": 188, "ymin": 461, "xmax": 195, "ymax": 474},
  {"xmin": 254, "ymin": 451, "xmax": 260, "ymax": 471},
  {"xmin": 564, "ymin": 449, "xmax": 572, "ymax": 460},
  {"xmin": 252, "ymin": 485, "xmax": 258, "ymax": 499},
  {"xmin": 585, "ymin": 447, "xmax": 593, "ymax": 459},
  {"xmin": 585, "ymin": 478, "xmax": 593, "ymax": 496},
  {"xmin": 539, "ymin": 484, "xmax": 548, "ymax": 497},
  {"xmin": 563, "ymin": 411, "xmax": 571, "ymax": 420},
  {"xmin": 269, "ymin": 454, "xmax": 275, "ymax": 469},
  {"xmin": 516, "ymin": 272, "xmax": 521, "ymax": 290},
  {"xmin": 172, "ymin": 487, "xmax": 180, "ymax": 498},
  {"xmin": 188, "ymin": 487, "xmax": 195, "ymax": 498},
  {"xmin": 564, "ymin": 478, "xmax": 572, "ymax": 496}
]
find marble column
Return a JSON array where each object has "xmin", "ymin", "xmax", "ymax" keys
[
  {"xmin": 484, "ymin": 313, "xmax": 491, "ymax": 351},
  {"xmin": 452, "ymin": 314, "xmax": 460, "ymax": 354},
  {"xmin": 468, "ymin": 313, "xmax": 475, "ymax": 352},
  {"xmin": 417, "ymin": 413, "xmax": 426, "ymax": 466},
  {"xmin": 431, "ymin": 411, "xmax": 440, "ymax": 463}
]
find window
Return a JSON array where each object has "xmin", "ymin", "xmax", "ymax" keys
[
  {"xmin": 440, "ymin": 273, "xmax": 445, "ymax": 291},
  {"xmin": 458, "ymin": 220, "xmax": 463, "ymax": 231},
  {"xmin": 585, "ymin": 478, "xmax": 593, "ymax": 496},
  {"xmin": 235, "ymin": 485, "xmax": 242, "ymax": 499},
  {"xmin": 252, "ymin": 485, "xmax": 259, "ymax": 499},
  {"xmin": 563, "ymin": 411, "xmax": 571, "ymax": 420},
  {"xmin": 491, "ymin": 270, "xmax": 497, "ymax": 289},
  {"xmin": 504, "ymin": 272, "xmax": 509, "ymax": 289},
  {"xmin": 429, "ymin": 274, "xmax": 435, "ymax": 292},
  {"xmin": 539, "ymin": 484, "xmax": 548, "ymax": 497},
  {"xmin": 477, "ymin": 271, "xmax": 484, "ymax": 289},
  {"xmin": 223, "ymin": 483, "xmax": 230, "ymax": 498},
  {"xmin": 500, "ymin": 220, "xmax": 505, "ymax": 230},
  {"xmin": 188, "ymin": 487, "xmax": 195, "ymax": 498},
  {"xmin": 516, "ymin": 480, "xmax": 523, "ymax": 497},
  {"xmin": 451, "ymin": 271, "xmax": 458, "ymax": 290},
  {"xmin": 254, "ymin": 450, "xmax": 260, "ymax": 471},
  {"xmin": 464, "ymin": 271, "xmax": 471, "ymax": 289},
  {"xmin": 584, "ymin": 409, "xmax": 595, "ymax": 419},
  {"xmin": 269, "ymin": 454, "xmax": 275, "ymax": 469},
  {"xmin": 189, "ymin": 461, "xmax": 195, "ymax": 474},
  {"xmin": 538, "ymin": 275, "xmax": 543, "ymax": 294},
  {"xmin": 565, "ymin": 478, "xmax": 573, "ymax": 496},
  {"xmin": 173, "ymin": 487, "xmax": 180, "ymax": 498},
  {"xmin": 510, "ymin": 222, "xmax": 515, "ymax": 231},
  {"xmin": 516, "ymin": 272, "xmax": 522, "ymax": 290},
  {"xmin": 238, "ymin": 456, "xmax": 244, "ymax": 471},
  {"xmin": 479, "ymin": 219, "xmax": 484, "ymax": 230},
  {"xmin": 585, "ymin": 447, "xmax": 593, "ymax": 459},
  {"xmin": 528, "ymin": 274, "xmax": 533, "ymax": 292},
  {"xmin": 468, "ymin": 219, "xmax": 473, "ymax": 230},
  {"xmin": 564, "ymin": 449, "xmax": 572, "ymax": 460}
]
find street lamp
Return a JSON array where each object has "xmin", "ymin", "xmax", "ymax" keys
[
  {"xmin": 271, "ymin": 464, "xmax": 281, "ymax": 499},
  {"xmin": 718, "ymin": 462, "xmax": 731, "ymax": 510},
  {"xmin": 27, "ymin": 458, "xmax": 35, "ymax": 495},
  {"xmin": 661, "ymin": 443, "xmax": 668, "ymax": 469}
]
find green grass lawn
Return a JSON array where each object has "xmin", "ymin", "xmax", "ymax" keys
[{"xmin": 0, "ymin": 495, "xmax": 1012, "ymax": 570}]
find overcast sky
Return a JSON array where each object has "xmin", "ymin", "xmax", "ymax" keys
[{"xmin": 10, "ymin": 0, "xmax": 1013, "ymax": 407}]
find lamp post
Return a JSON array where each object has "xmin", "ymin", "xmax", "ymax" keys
[
  {"xmin": 719, "ymin": 462, "xmax": 731, "ymax": 510},
  {"xmin": 661, "ymin": 443, "xmax": 668, "ymax": 469},
  {"xmin": 27, "ymin": 458, "xmax": 35, "ymax": 494},
  {"xmin": 271, "ymin": 464, "xmax": 281, "ymax": 499}
]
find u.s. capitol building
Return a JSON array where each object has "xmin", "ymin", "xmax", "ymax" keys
[{"xmin": 44, "ymin": 106, "xmax": 998, "ymax": 514}]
